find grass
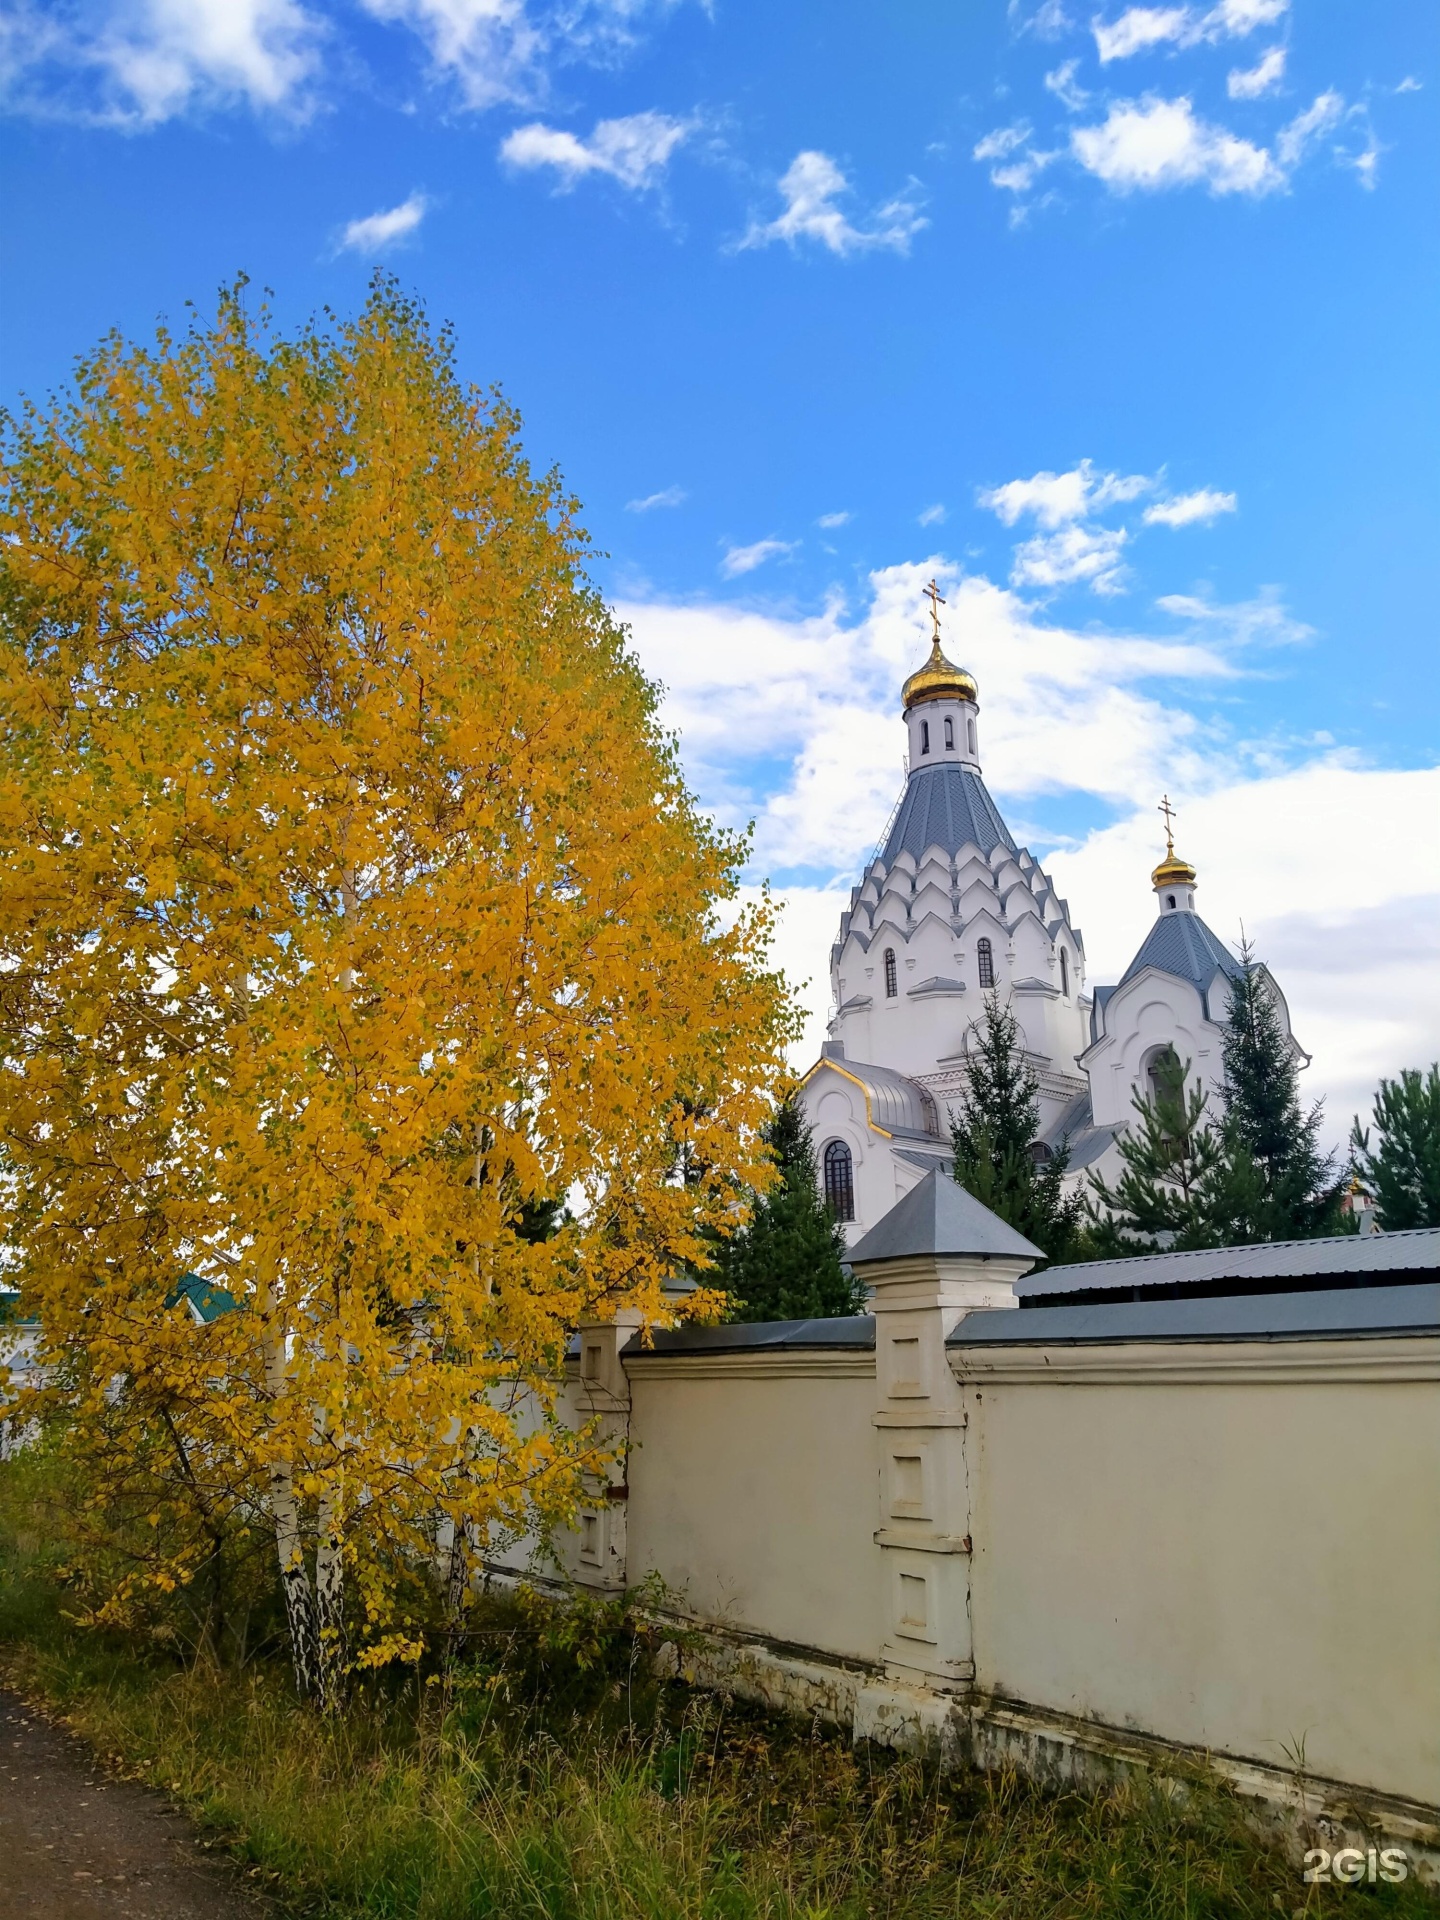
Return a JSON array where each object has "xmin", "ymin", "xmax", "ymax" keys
[{"xmin": 1, "ymin": 1500, "xmax": 1434, "ymax": 1920}]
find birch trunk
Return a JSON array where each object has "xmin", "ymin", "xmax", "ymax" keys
[
  {"xmin": 263, "ymin": 1323, "xmax": 322, "ymax": 1701},
  {"xmin": 314, "ymin": 1467, "xmax": 346, "ymax": 1710}
]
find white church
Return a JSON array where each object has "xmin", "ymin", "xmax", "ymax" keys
[{"xmin": 797, "ymin": 586, "xmax": 1306, "ymax": 1242}]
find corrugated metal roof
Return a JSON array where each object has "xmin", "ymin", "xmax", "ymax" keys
[
  {"xmin": 1019, "ymin": 1227, "xmax": 1440, "ymax": 1298},
  {"xmin": 951, "ymin": 1281, "xmax": 1440, "ymax": 1346},
  {"xmin": 1118, "ymin": 910, "xmax": 1242, "ymax": 993},
  {"xmin": 881, "ymin": 764, "xmax": 1016, "ymax": 866},
  {"xmin": 804, "ymin": 1055, "xmax": 942, "ymax": 1140}
]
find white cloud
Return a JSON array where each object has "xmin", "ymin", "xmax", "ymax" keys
[
  {"xmin": 1227, "ymin": 45, "xmax": 1285, "ymax": 98},
  {"xmin": 817, "ymin": 511, "xmax": 851, "ymax": 529},
  {"xmin": 740, "ymin": 150, "xmax": 926, "ymax": 257},
  {"xmin": 974, "ymin": 123, "xmax": 1032, "ymax": 162},
  {"xmin": 1072, "ymin": 94, "xmax": 1284, "ymax": 194},
  {"xmin": 616, "ymin": 564, "xmax": 1438, "ymax": 1140},
  {"xmin": 0, "ymin": 0, "xmax": 323, "ymax": 124},
  {"xmin": 500, "ymin": 109, "xmax": 689, "ymax": 190},
  {"xmin": 1143, "ymin": 487, "xmax": 1237, "ymax": 526},
  {"xmin": 358, "ymin": 0, "xmax": 664, "ymax": 112},
  {"xmin": 1156, "ymin": 585, "xmax": 1312, "ymax": 648},
  {"xmin": 719, "ymin": 537, "xmax": 797, "ymax": 578},
  {"xmin": 1044, "ymin": 58, "xmax": 1091, "ymax": 111},
  {"xmin": 626, "ymin": 485, "xmax": 686, "ymax": 512},
  {"xmin": 918, "ymin": 504, "xmax": 947, "ymax": 528},
  {"xmin": 1274, "ymin": 89, "xmax": 1343, "ymax": 169},
  {"xmin": 1093, "ymin": 6, "xmax": 1192, "ymax": 63},
  {"xmin": 1012, "ymin": 523, "xmax": 1130, "ymax": 593},
  {"xmin": 980, "ymin": 460, "xmax": 1151, "ymax": 528},
  {"xmin": 337, "ymin": 191, "xmax": 429, "ymax": 253},
  {"xmin": 1396, "ymin": 76, "xmax": 1422, "ymax": 95},
  {"xmin": 1092, "ymin": 0, "xmax": 1288, "ymax": 64}
]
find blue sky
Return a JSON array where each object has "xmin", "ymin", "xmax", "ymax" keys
[{"xmin": 3, "ymin": 0, "xmax": 1437, "ymax": 1134}]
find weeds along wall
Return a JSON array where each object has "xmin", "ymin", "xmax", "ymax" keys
[{"xmin": 487, "ymin": 1258, "xmax": 1440, "ymax": 1858}]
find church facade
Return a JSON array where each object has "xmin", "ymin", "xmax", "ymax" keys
[{"xmin": 796, "ymin": 593, "xmax": 1306, "ymax": 1243}]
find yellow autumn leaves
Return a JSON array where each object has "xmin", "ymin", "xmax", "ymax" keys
[{"xmin": 0, "ymin": 279, "xmax": 796, "ymax": 1696}]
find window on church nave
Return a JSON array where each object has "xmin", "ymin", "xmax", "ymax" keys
[
  {"xmin": 884, "ymin": 948, "xmax": 898, "ymax": 997},
  {"xmin": 1060, "ymin": 948, "xmax": 1069, "ymax": 996},
  {"xmin": 944, "ymin": 716, "xmax": 954, "ymax": 749},
  {"xmin": 822, "ymin": 1139, "xmax": 854, "ymax": 1221},
  {"xmin": 976, "ymin": 937, "xmax": 995, "ymax": 989}
]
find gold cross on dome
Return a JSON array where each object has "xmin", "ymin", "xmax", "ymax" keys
[
  {"xmin": 923, "ymin": 578, "xmax": 946, "ymax": 642},
  {"xmin": 1158, "ymin": 793, "xmax": 1177, "ymax": 855}
]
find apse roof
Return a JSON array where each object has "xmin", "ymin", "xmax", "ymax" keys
[
  {"xmin": 1118, "ymin": 910, "xmax": 1242, "ymax": 993},
  {"xmin": 880, "ymin": 764, "xmax": 1016, "ymax": 867}
]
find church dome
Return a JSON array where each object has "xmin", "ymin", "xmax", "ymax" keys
[
  {"xmin": 902, "ymin": 639, "xmax": 978, "ymax": 712},
  {"xmin": 1150, "ymin": 849, "xmax": 1197, "ymax": 888}
]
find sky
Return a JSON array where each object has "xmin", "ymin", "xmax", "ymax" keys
[{"xmin": 2, "ymin": 0, "xmax": 1438, "ymax": 1147}]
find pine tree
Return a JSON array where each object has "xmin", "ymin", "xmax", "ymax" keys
[
  {"xmin": 1218, "ymin": 941, "xmax": 1344, "ymax": 1240},
  {"xmin": 1084, "ymin": 1050, "xmax": 1231, "ymax": 1252},
  {"xmin": 1351, "ymin": 1064, "xmax": 1440, "ymax": 1229},
  {"xmin": 715, "ymin": 1101, "xmax": 865, "ymax": 1322},
  {"xmin": 950, "ymin": 994, "xmax": 1082, "ymax": 1262}
]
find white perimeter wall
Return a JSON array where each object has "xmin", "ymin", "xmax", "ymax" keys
[
  {"xmin": 624, "ymin": 1361, "xmax": 884, "ymax": 1664},
  {"xmin": 963, "ymin": 1346, "xmax": 1440, "ymax": 1807}
]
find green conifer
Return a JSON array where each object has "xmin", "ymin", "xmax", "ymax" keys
[
  {"xmin": 1217, "ymin": 941, "xmax": 1343, "ymax": 1239},
  {"xmin": 1084, "ymin": 1050, "xmax": 1229, "ymax": 1252},
  {"xmin": 951, "ymin": 994, "xmax": 1082, "ymax": 1262},
  {"xmin": 1351, "ymin": 1064, "xmax": 1440, "ymax": 1229},
  {"xmin": 715, "ymin": 1100, "xmax": 865, "ymax": 1323}
]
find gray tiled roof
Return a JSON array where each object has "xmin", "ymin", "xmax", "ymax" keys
[
  {"xmin": 881, "ymin": 764, "xmax": 1016, "ymax": 866},
  {"xmin": 806, "ymin": 1055, "xmax": 941, "ymax": 1141},
  {"xmin": 848, "ymin": 1167, "xmax": 1042, "ymax": 1266},
  {"xmin": 951, "ymin": 1281, "xmax": 1439, "ymax": 1346},
  {"xmin": 1018, "ymin": 1226, "xmax": 1440, "ymax": 1298},
  {"xmin": 1118, "ymin": 911, "xmax": 1242, "ymax": 994}
]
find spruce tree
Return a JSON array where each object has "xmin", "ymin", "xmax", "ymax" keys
[
  {"xmin": 1084, "ymin": 1051, "xmax": 1230, "ymax": 1252},
  {"xmin": 951, "ymin": 994, "xmax": 1082, "ymax": 1262},
  {"xmin": 715, "ymin": 1100, "xmax": 866, "ymax": 1322},
  {"xmin": 1218, "ymin": 941, "xmax": 1344, "ymax": 1240},
  {"xmin": 1351, "ymin": 1064, "xmax": 1440, "ymax": 1229}
]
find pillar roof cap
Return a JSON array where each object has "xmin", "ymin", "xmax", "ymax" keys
[{"xmin": 847, "ymin": 1168, "xmax": 1043, "ymax": 1267}]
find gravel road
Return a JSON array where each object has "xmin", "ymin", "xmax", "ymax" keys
[{"xmin": 1, "ymin": 1688, "xmax": 274, "ymax": 1919}]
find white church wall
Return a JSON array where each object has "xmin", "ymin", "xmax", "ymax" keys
[{"xmin": 1083, "ymin": 969, "xmax": 1225, "ymax": 1129}]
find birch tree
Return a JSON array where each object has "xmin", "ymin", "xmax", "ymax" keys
[{"xmin": 0, "ymin": 280, "xmax": 793, "ymax": 1703}]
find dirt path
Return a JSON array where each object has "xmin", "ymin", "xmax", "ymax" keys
[{"xmin": 1, "ymin": 1689, "xmax": 274, "ymax": 1919}]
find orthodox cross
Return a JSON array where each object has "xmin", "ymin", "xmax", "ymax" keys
[
  {"xmin": 923, "ymin": 577, "xmax": 946, "ymax": 643},
  {"xmin": 1158, "ymin": 793, "xmax": 1177, "ymax": 855}
]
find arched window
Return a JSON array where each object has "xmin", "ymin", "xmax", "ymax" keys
[
  {"xmin": 967, "ymin": 718, "xmax": 976, "ymax": 755},
  {"xmin": 823, "ymin": 1139, "xmax": 854, "ymax": 1222},
  {"xmin": 1166, "ymin": 893, "xmax": 1176, "ymax": 910},
  {"xmin": 944, "ymin": 716, "xmax": 954, "ymax": 750},
  {"xmin": 920, "ymin": 719, "xmax": 931, "ymax": 755},
  {"xmin": 1059, "ymin": 948, "xmax": 1069, "ymax": 997},
  {"xmin": 884, "ymin": 948, "xmax": 898, "ymax": 998},
  {"xmin": 976, "ymin": 936, "xmax": 995, "ymax": 990}
]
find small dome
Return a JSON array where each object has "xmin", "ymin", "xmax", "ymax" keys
[
  {"xmin": 1151, "ymin": 850, "xmax": 1197, "ymax": 888},
  {"xmin": 902, "ymin": 639, "xmax": 978, "ymax": 712}
]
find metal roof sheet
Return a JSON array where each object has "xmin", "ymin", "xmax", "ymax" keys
[
  {"xmin": 1117, "ymin": 910, "xmax": 1242, "ymax": 994},
  {"xmin": 624, "ymin": 1315, "xmax": 876, "ymax": 1358},
  {"xmin": 880, "ymin": 764, "xmax": 1016, "ymax": 867},
  {"xmin": 1018, "ymin": 1227, "xmax": 1440, "ymax": 1298},
  {"xmin": 951, "ymin": 1281, "xmax": 1440, "ymax": 1346}
]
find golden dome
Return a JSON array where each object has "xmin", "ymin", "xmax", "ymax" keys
[
  {"xmin": 1151, "ymin": 850, "xmax": 1197, "ymax": 888},
  {"xmin": 902, "ymin": 639, "xmax": 979, "ymax": 712}
]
